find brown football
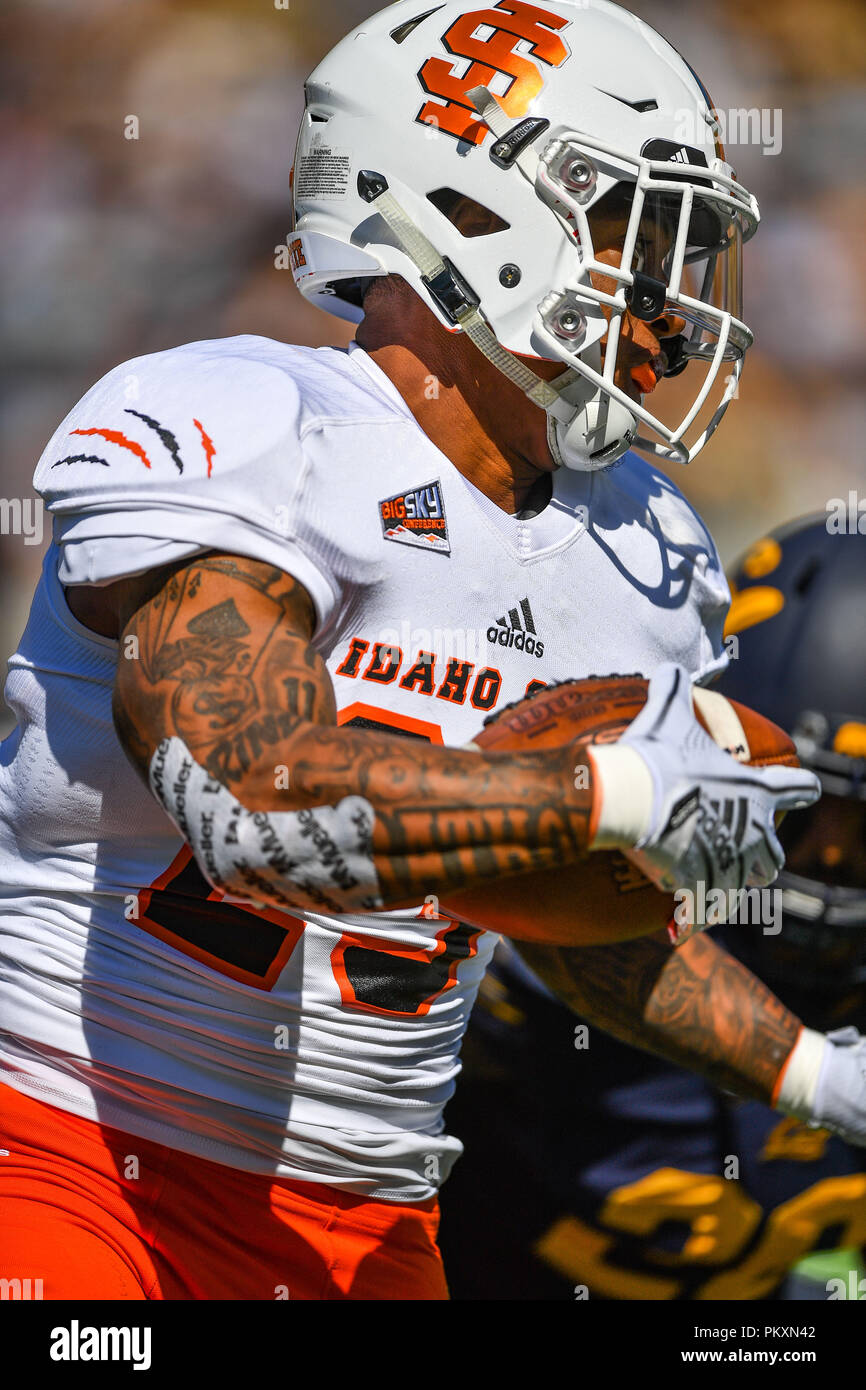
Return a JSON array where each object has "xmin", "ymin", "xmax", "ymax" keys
[{"xmin": 440, "ymin": 674, "xmax": 799, "ymax": 946}]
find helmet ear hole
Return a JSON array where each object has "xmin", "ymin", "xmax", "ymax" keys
[
  {"xmin": 794, "ymin": 558, "xmax": 821, "ymax": 598},
  {"xmin": 426, "ymin": 188, "xmax": 510, "ymax": 238},
  {"xmin": 333, "ymin": 278, "xmax": 371, "ymax": 312}
]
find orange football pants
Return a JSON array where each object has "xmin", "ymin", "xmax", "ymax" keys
[{"xmin": 0, "ymin": 1081, "xmax": 449, "ymax": 1300}]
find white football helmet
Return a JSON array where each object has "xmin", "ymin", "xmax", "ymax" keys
[{"xmin": 290, "ymin": 0, "xmax": 759, "ymax": 470}]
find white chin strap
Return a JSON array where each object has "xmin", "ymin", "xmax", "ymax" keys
[
  {"xmin": 357, "ymin": 174, "xmax": 636, "ymax": 472},
  {"xmin": 545, "ymin": 373, "xmax": 638, "ymax": 471}
]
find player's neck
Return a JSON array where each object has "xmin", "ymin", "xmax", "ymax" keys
[{"xmin": 358, "ymin": 338, "xmax": 556, "ymax": 516}]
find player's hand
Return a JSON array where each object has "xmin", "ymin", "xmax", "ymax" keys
[
  {"xmin": 812, "ymin": 1028, "xmax": 866, "ymax": 1147},
  {"xmin": 586, "ymin": 662, "xmax": 821, "ymax": 896},
  {"xmin": 776, "ymin": 1027, "xmax": 866, "ymax": 1148}
]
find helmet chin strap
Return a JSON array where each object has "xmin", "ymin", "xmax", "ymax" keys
[
  {"xmin": 357, "ymin": 172, "xmax": 636, "ymax": 469},
  {"xmin": 357, "ymin": 171, "xmax": 559, "ymax": 407},
  {"xmin": 547, "ymin": 406, "xmax": 636, "ymax": 470},
  {"xmin": 546, "ymin": 370, "xmax": 639, "ymax": 470}
]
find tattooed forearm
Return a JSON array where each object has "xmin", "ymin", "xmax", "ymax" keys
[
  {"xmin": 517, "ymin": 931, "xmax": 802, "ymax": 1103},
  {"xmin": 113, "ymin": 552, "xmax": 594, "ymax": 907}
]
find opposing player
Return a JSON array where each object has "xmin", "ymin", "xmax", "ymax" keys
[
  {"xmin": 440, "ymin": 518, "xmax": 866, "ymax": 1300},
  {"xmin": 0, "ymin": 1, "xmax": 827, "ymax": 1300}
]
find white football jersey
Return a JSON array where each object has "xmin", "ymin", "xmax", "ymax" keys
[{"xmin": 0, "ymin": 337, "xmax": 730, "ymax": 1200}]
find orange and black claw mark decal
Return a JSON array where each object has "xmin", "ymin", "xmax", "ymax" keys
[
  {"xmin": 51, "ymin": 453, "xmax": 110, "ymax": 468},
  {"xmin": 70, "ymin": 426, "xmax": 153, "ymax": 469},
  {"xmin": 56, "ymin": 411, "xmax": 216, "ymax": 477},
  {"xmin": 193, "ymin": 418, "xmax": 216, "ymax": 478},
  {"xmin": 125, "ymin": 409, "xmax": 185, "ymax": 473}
]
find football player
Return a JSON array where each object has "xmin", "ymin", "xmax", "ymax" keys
[
  {"xmin": 0, "ymin": 1, "xmax": 838, "ymax": 1300},
  {"xmin": 440, "ymin": 517, "xmax": 866, "ymax": 1300}
]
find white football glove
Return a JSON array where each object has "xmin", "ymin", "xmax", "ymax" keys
[
  {"xmin": 587, "ymin": 662, "xmax": 821, "ymax": 896},
  {"xmin": 776, "ymin": 1026, "xmax": 866, "ymax": 1148}
]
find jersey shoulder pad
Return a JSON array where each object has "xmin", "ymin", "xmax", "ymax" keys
[
  {"xmin": 33, "ymin": 336, "xmax": 358, "ymax": 620},
  {"xmin": 35, "ymin": 335, "xmax": 316, "ymax": 501}
]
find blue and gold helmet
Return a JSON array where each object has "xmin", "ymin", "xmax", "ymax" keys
[{"xmin": 717, "ymin": 514, "xmax": 866, "ymax": 1029}]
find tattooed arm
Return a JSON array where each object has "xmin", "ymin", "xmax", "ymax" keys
[
  {"xmin": 106, "ymin": 551, "xmax": 594, "ymax": 913},
  {"xmin": 517, "ymin": 931, "xmax": 801, "ymax": 1103}
]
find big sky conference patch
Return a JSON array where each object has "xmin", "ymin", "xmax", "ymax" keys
[{"xmin": 379, "ymin": 480, "xmax": 450, "ymax": 555}]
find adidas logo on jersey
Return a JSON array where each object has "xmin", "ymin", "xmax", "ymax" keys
[{"xmin": 487, "ymin": 598, "xmax": 544, "ymax": 658}]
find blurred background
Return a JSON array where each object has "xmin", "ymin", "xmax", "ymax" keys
[{"xmin": 1, "ymin": 0, "xmax": 865, "ymax": 739}]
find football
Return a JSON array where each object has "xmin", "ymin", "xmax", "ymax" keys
[{"xmin": 441, "ymin": 674, "xmax": 800, "ymax": 946}]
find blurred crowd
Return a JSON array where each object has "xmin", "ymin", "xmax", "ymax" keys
[{"xmin": 1, "ymin": 0, "xmax": 864, "ymax": 736}]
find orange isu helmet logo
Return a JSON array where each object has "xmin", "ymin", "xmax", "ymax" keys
[{"xmin": 417, "ymin": 0, "xmax": 570, "ymax": 145}]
